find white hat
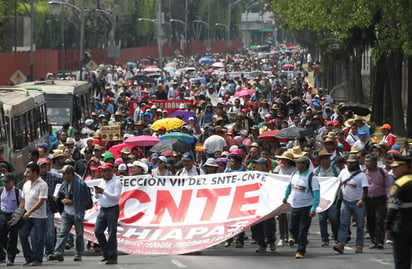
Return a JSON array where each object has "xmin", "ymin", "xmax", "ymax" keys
[
  {"xmin": 240, "ymin": 129, "xmax": 248, "ymax": 136},
  {"xmin": 118, "ymin": 163, "xmax": 127, "ymax": 171},
  {"xmin": 128, "ymin": 161, "xmax": 148, "ymax": 174},
  {"xmin": 85, "ymin": 119, "xmax": 94, "ymax": 126},
  {"xmin": 204, "ymin": 158, "xmax": 218, "ymax": 167},
  {"xmin": 188, "ymin": 117, "xmax": 194, "ymax": 121}
]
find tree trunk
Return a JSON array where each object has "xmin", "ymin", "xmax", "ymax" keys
[
  {"xmin": 407, "ymin": 56, "xmax": 412, "ymax": 137},
  {"xmin": 370, "ymin": 56, "xmax": 386, "ymax": 124},
  {"xmin": 386, "ymin": 50, "xmax": 405, "ymax": 136},
  {"xmin": 343, "ymin": 49, "xmax": 364, "ymax": 103}
]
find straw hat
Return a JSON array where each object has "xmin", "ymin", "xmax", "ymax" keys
[
  {"xmin": 291, "ymin": 146, "xmax": 305, "ymax": 158},
  {"xmin": 275, "ymin": 152, "xmax": 295, "ymax": 161}
]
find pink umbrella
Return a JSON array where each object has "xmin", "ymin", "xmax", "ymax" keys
[
  {"xmin": 282, "ymin": 64, "xmax": 294, "ymax": 70},
  {"xmin": 234, "ymin": 89, "xmax": 255, "ymax": 97},
  {"xmin": 144, "ymin": 66, "xmax": 161, "ymax": 72},
  {"xmin": 124, "ymin": 135, "xmax": 160, "ymax": 147}
]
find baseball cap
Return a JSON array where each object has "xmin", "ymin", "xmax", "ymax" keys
[
  {"xmin": 98, "ymin": 163, "xmax": 114, "ymax": 170},
  {"xmin": 37, "ymin": 158, "xmax": 51, "ymax": 166},
  {"xmin": 182, "ymin": 152, "xmax": 194, "ymax": 161},
  {"xmin": 158, "ymin": 156, "xmax": 167, "ymax": 163},
  {"xmin": 379, "ymin": 124, "xmax": 391, "ymax": 130},
  {"xmin": 253, "ymin": 157, "xmax": 268, "ymax": 165},
  {"xmin": 151, "ymin": 152, "xmax": 160, "ymax": 159}
]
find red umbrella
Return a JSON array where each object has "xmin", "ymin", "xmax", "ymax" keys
[
  {"xmin": 234, "ymin": 89, "xmax": 255, "ymax": 97},
  {"xmin": 108, "ymin": 143, "xmax": 134, "ymax": 159},
  {"xmin": 258, "ymin": 130, "xmax": 280, "ymax": 141},
  {"xmin": 124, "ymin": 135, "xmax": 160, "ymax": 147}
]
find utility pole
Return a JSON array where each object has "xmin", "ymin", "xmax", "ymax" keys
[
  {"xmin": 79, "ymin": 0, "xmax": 85, "ymax": 80},
  {"xmin": 157, "ymin": 0, "xmax": 163, "ymax": 68}
]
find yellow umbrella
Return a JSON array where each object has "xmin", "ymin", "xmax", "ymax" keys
[{"xmin": 150, "ymin": 117, "xmax": 185, "ymax": 131}]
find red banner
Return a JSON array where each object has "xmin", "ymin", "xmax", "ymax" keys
[
  {"xmin": 58, "ymin": 172, "xmax": 339, "ymax": 255},
  {"xmin": 128, "ymin": 100, "xmax": 192, "ymax": 118}
]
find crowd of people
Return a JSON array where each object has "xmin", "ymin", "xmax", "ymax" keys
[{"xmin": 0, "ymin": 49, "xmax": 411, "ymax": 268}]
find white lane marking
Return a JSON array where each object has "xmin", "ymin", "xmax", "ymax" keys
[
  {"xmin": 171, "ymin": 259, "xmax": 187, "ymax": 268},
  {"xmin": 371, "ymin": 258, "xmax": 392, "ymax": 265}
]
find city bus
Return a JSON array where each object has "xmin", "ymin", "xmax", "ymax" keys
[
  {"xmin": 0, "ymin": 88, "xmax": 48, "ymax": 179},
  {"xmin": 19, "ymin": 80, "xmax": 91, "ymax": 132}
]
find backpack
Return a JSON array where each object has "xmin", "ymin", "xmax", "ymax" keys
[
  {"xmin": 0, "ymin": 187, "xmax": 20, "ymax": 207},
  {"xmin": 85, "ymin": 186, "xmax": 94, "ymax": 210}
]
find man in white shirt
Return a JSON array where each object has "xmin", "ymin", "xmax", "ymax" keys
[
  {"xmin": 19, "ymin": 162, "xmax": 48, "ymax": 266},
  {"xmin": 94, "ymin": 163, "xmax": 122, "ymax": 265},
  {"xmin": 177, "ymin": 152, "xmax": 205, "ymax": 176}
]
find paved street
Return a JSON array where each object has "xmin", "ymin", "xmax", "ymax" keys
[{"xmin": 8, "ymin": 219, "xmax": 394, "ymax": 268}]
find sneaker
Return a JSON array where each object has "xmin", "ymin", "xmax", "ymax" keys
[
  {"xmin": 48, "ymin": 254, "xmax": 64, "ymax": 262},
  {"xmin": 7, "ymin": 259, "xmax": 14, "ymax": 266},
  {"xmin": 355, "ymin": 245, "xmax": 363, "ymax": 254},
  {"xmin": 277, "ymin": 239, "xmax": 284, "ymax": 247},
  {"xmin": 224, "ymin": 239, "xmax": 233, "ymax": 247},
  {"xmin": 295, "ymin": 252, "xmax": 304, "ymax": 259},
  {"xmin": 289, "ymin": 239, "xmax": 295, "ymax": 247},
  {"xmin": 321, "ymin": 241, "xmax": 329, "ymax": 247},
  {"xmin": 270, "ymin": 243, "xmax": 276, "ymax": 252},
  {"xmin": 105, "ymin": 260, "xmax": 117, "ymax": 265},
  {"xmin": 255, "ymin": 246, "xmax": 266, "ymax": 253},
  {"xmin": 235, "ymin": 241, "xmax": 244, "ymax": 248},
  {"xmin": 386, "ymin": 239, "xmax": 393, "ymax": 245},
  {"xmin": 333, "ymin": 242, "xmax": 344, "ymax": 254},
  {"xmin": 74, "ymin": 256, "xmax": 82, "ymax": 262}
]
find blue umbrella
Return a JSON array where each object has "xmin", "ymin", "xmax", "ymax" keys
[
  {"xmin": 160, "ymin": 132, "xmax": 195, "ymax": 144},
  {"xmin": 126, "ymin": 62, "xmax": 137, "ymax": 67},
  {"xmin": 199, "ymin": 57, "xmax": 214, "ymax": 65}
]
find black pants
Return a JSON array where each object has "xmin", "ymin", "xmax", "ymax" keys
[
  {"xmin": 254, "ymin": 218, "xmax": 276, "ymax": 247},
  {"xmin": 0, "ymin": 213, "xmax": 19, "ymax": 262},
  {"xmin": 365, "ymin": 195, "xmax": 387, "ymax": 245},
  {"xmin": 393, "ymin": 220, "xmax": 412, "ymax": 269}
]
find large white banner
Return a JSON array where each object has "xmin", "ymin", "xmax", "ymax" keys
[{"xmin": 60, "ymin": 172, "xmax": 340, "ymax": 255}]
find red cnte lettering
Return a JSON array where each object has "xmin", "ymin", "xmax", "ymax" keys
[
  {"xmin": 228, "ymin": 183, "xmax": 260, "ymax": 219},
  {"xmin": 150, "ymin": 190, "xmax": 192, "ymax": 224},
  {"xmin": 197, "ymin": 187, "xmax": 231, "ymax": 221},
  {"xmin": 118, "ymin": 189, "xmax": 150, "ymax": 224}
]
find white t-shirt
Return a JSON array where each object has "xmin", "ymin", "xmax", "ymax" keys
[
  {"xmin": 22, "ymin": 177, "xmax": 48, "ymax": 219},
  {"xmin": 289, "ymin": 170, "xmax": 320, "ymax": 208},
  {"xmin": 339, "ymin": 168, "xmax": 369, "ymax": 202}
]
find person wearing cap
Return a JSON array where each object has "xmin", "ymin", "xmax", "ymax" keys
[
  {"xmin": 353, "ymin": 129, "xmax": 371, "ymax": 151},
  {"xmin": 202, "ymin": 158, "xmax": 218, "ymax": 174},
  {"xmin": 379, "ymin": 123, "xmax": 396, "ymax": 148},
  {"xmin": 38, "ymin": 143, "xmax": 52, "ymax": 160},
  {"xmin": 245, "ymin": 144, "xmax": 260, "ymax": 169},
  {"xmin": 0, "ymin": 173, "xmax": 21, "ymax": 266},
  {"xmin": 333, "ymin": 154, "xmax": 369, "ymax": 254},
  {"xmin": 116, "ymin": 164, "xmax": 128, "ymax": 176},
  {"xmin": 251, "ymin": 157, "xmax": 277, "ymax": 253},
  {"xmin": 49, "ymin": 165, "xmax": 91, "ymax": 262},
  {"xmin": 234, "ymin": 129, "xmax": 252, "ymax": 148},
  {"xmin": 364, "ymin": 154, "xmax": 391, "ymax": 250},
  {"xmin": 283, "ymin": 155, "xmax": 320, "ymax": 259},
  {"xmin": 19, "ymin": 162, "xmax": 48, "ymax": 266},
  {"xmin": 52, "ymin": 150, "xmax": 66, "ymax": 174},
  {"xmin": 65, "ymin": 137, "xmax": 81, "ymax": 161},
  {"xmin": 37, "ymin": 157, "xmax": 64, "ymax": 260},
  {"xmin": 151, "ymin": 156, "xmax": 171, "ymax": 176},
  {"xmin": 94, "ymin": 163, "xmax": 122, "ymax": 265},
  {"xmin": 176, "ymin": 152, "xmax": 204, "ymax": 176},
  {"xmin": 345, "ymin": 123, "xmax": 359, "ymax": 146},
  {"xmin": 385, "ymin": 154, "xmax": 412, "ymax": 269},
  {"xmin": 354, "ymin": 115, "xmax": 370, "ymax": 136},
  {"xmin": 313, "ymin": 149, "xmax": 340, "ymax": 247}
]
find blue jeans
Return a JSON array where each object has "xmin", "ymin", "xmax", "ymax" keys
[
  {"xmin": 55, "ymin": 212, "xmax": 84, "ymax": 256},
  {"xmin": 289, "ymin": 206, "xmax": 312, "ymax": 255},
  {"xmin": 337, "ymin": 200, "xmax": 365, "ymax": 246},
  {"xmin": 318, "ymin": 204, "xmax": 339, "ymax": 242},
  {"xmin": 45, "ymin": 210, "xmax": 56, "ymax": 256},
  {"xmin": 94, "ymin": 205, "xmax": 119, "ymax": 261},
  {"xmin": 19, "ymin": 218, "xmax": 46, "ymax": 263}
]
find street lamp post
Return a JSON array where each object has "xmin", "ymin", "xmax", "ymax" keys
[
  {"xmin": 227, "ymin": 0, "xmax": 244, "ymax": 44},
  {"xmin": 215, "ymin": 23, "xmax": 229, "ymax": 41},
  {"xmin": 138, "ymin": 18, "xmax": 162, "ymax": 67},
  {"xmin": 170, "ymin": 19, "xmax": 187, "ymax": 55},
  {"xmin": 192, "ymin": 20, "xmax": 208, "ymax": 41}
]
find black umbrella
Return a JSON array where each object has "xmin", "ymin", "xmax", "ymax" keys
[
  {"xmin": 150, "ymin": 138, "xmax": 192, "ymax": 153},
  {"xmin": 275, "ymin": 127, "xmax": 315, "ymax": 139},
  {"xmin": 339, "ymin": 103, "xmax": 371, "ymax": 116}
]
